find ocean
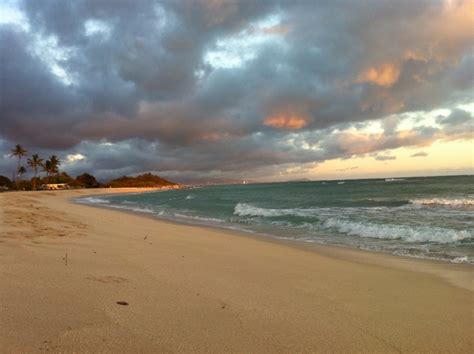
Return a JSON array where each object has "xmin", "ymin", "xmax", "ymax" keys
[{"xmin": 78, "ymin": 175, "xmax": 474, "ymax": 264}]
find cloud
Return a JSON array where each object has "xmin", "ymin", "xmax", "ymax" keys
[
  {"xmin": 336, "ymin": 166, "xmax": 358, "ymax": 172},
  {"xmin": 66, "ymin": 153, "xmax": 86, "ymax": 162},
  {"xmin": 264, "ymin": 114, "xmax": 310, "ymax": 130},
  {"xmin": 357, "ymin": 63, "xmax": 400, "ymax": 87},
  {"xmin": 411, "ymin": 151, "xmax": 428, "ymax": 158},
  {"xmin": 375, "ymin": 155, "xmax": 396, "ymax": 161},
  {"xmin": 261, "ymin": 23, "xmax": 290, "ymax": 35},
  {"xmin": 437, "ymin": 109, "xmax": 473, "ymax": 125},
  {"xmin": 0, "ymin": 0, "xmax": 472, "ymax": 180}
]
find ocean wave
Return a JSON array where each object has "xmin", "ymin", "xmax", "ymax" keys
[
  {"xmin": 385, "ymin": 178, "xmax": 405, "ymax": 182},
  {"xmin": 234, "ymin": 203, "xmax": 395, "ymax": 219},
  {"xmin": 108, "ymin": 204, "xmax": 155, "ymax": 214},
  {"xmin": 234, "ymin": 203, "xmax": 289, "ymax": 217},
  {"xmin": 323, "ymin": 218, "xmax": 472, "ymax": 244},
  {"xmin": 76, "ymin": 197, "xmax": 156, "ymax": 213},
  {"xmin": 410, "ymin": 198, "xmax": 474, "ymax": 206},
  {"xmin": 77, "ymin": 197, "xmax": 110, "ymax": 204},
  {"xmin": 185, "ymin": 195, "xmax": 195, "ymax": 200},
  {"xmin": 172, "ymin": 213, "xmax": 224, "ymax": 223},
  {"xmin": 451, "ymin": 256, "xmax": 470, "ymax": 264},
  {"xmin": 233, "ymin": 203, "xmax": 323, "ymax": 218},
  {"xmin": 359, "ymin": 198, "xmax": 410, "ymax": 207},
  {"xmin": 234, "ymin": 203, "xmax": 398, "ymax": 219}
]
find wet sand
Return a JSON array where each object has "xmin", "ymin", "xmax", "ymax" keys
[{"xmin": 0, "ymin": 189, "xmax": 472, "ymax": 353}]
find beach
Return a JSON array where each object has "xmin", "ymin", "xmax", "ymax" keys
[{"xmin": 0, "ymin": 189, "xmax": 472, "ymax": 353}]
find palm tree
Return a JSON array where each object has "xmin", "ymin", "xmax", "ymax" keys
[
  {"xmin": 49, "ymin": 155, "xmax": 61, "ymax": 182},
  {"xmin": 10, "ymin": 144, "xmax": 27, "ymax": 188},
  {"xmin": 42, "ymin": 160, "xmax": 52, "ymax": 184},
  {"xmin": 27, "ymin": 154, "xmax": 44, "ymax": 190},
  {"xmin": 17, "ymin": 166, "xmax": 26, "ymax": 188}
]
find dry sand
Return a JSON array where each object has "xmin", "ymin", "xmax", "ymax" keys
[{"xmin": 0, "ymin": 189, "xmax": 472, "ymax": 353}]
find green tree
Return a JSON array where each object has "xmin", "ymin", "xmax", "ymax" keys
[
  {"xmin": 0, "ymin": 175, "xmax": 12, "ymax": 190},
  {"xmin": 10, "ymin": 144, "xmax": 27, "ymax": 189},
  {"xmin": 76, "ymin": 173, "xmax": 99, "ymax": 188},
  {"xmin": 27, "ymin": 154, "xmax": 44, "ymax": 190},
  {"xmin": 42, "ymin": 155, "xmax": 61, "ymax": 183},
  {"xmin": 56, "ymin": 172, "xmax": 74, "ymax": 184}
]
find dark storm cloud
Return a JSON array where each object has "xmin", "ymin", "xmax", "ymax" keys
[{"xmin": 0, "ymin": 0, "xmax": 473, "ymax": 180}]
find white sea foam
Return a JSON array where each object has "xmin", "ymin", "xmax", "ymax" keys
[
  {"xmin": 234, "ymin": 203, "xmax": 371, "ymax": 218},
  {"xmin": 234, "ymin": 203, "xmax": 288, "ymax": 217},
  {"xmin": 322, "ymin": 218, "xmax": 472, "ymax": 244},
  {"xmin": 185, "ymin": 195, "xmax": 195, "ymax": 200},
  {"xmin": 385, "ymin": 178, "xmax": 405, "ymax": 182},
  {"xmin": 233, "ymin": 203, "xmax": 321, "ymax": 218},
  {"xmin": 76, "ymin": 197, "xmax": 155, "ymax": 213},
  {"xmin": 172, "ymin": 213, "xmax": 224, "ymax": 223},
  {"xmin": 451, "ymin": 256, "xmax": 470, "ymax": 264},
  {"xmin": 77, "ymin": 197, "xmax": 110, "ymax": 204},
  {"xmin": 410, "ymin": 198, "xmax": 474, "ymax": 206},
  {"xmin": 108, "ymin": 204, "xmax": 155, "ymax": 214}
]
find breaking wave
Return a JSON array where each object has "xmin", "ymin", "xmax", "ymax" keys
[
  {"xmin": 323, "ymin": 218, "xmax": 472, "ymax": 244},
  {"xmin": 410, "ymin": 198, "xmax": 474, "ymax": 207},
  {"xmin": 234, "ymin": 203, "xmax": 473, "ymax": 244},
  {"xmin": 76, "ymin": 197, "xmax": 110, "ymax": 204},
  {"xmin": 234, "ymin": 203, "xmax": 315, "ymax": 218}
]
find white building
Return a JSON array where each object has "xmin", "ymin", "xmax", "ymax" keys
[{"xmin": 41, "ymin": 183, "xmax": 70, "ymax": 190}]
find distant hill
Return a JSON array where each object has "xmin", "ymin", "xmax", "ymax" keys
[{"xmin": 106, "ymin": 173, "xmax": 179, "ymax": 188}]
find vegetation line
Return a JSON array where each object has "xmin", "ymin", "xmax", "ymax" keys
[{"xmin": 1, "ymin": 144, "xmax": 178, "ymax": 191}]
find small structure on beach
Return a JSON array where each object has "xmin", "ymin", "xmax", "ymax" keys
[{"xmin": 41, "ymin": 183, "xmax": 70, "ymax": 190}]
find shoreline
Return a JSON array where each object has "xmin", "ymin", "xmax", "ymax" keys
[
  {"xmin": 74, "ymin": 189, "xmax": 474, "ymax": 292},
  {"xmin": 1, "ymin": 189, "xmax": 472, "ymax": 352}
]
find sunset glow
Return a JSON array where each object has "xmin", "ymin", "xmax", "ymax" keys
[
  {"xmin": 264, "ymin": 114, "xmax": 310, "ymax": 130},
  {"xmin": 357, "ymin": 64, "xmax": 400, "ymax": 87}
]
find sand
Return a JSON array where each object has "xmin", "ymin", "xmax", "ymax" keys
[{"xmin": 0, "ymin": 189, "xmax": 472, "ymax": 353}]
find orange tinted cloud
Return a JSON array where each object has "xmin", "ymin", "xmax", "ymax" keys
[
  {"xmin": 435, "ymin": 0, "xmax": 474, "ymax": 61},
  {"xmin": 261, "ymin": 24, "xmax": 290, "ymax": 35},
  {"xmin": 264, "ymin": 114, "xmax": 310, "ymax": 129},
  {"xmin": 357, "ymin": 63, "xmax": 400, "ymax": 87}
]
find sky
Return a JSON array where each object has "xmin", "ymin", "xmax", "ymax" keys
[{"xmin": 0, "ymin": 0, "xmax": 473, "ymax": 183}]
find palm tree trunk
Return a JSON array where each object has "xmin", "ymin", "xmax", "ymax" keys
[
  {"xmin": 16, "ymin": 157, "xmax": 20, "ymax": 189},
  {"xmin": 33, "ymin": 167, "xmax": 37, "ymax": 190}
]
